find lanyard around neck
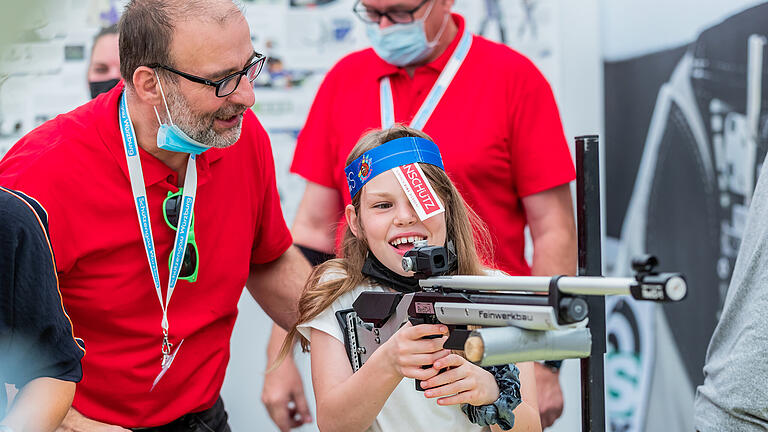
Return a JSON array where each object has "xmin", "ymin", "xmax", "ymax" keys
[
  {"xmin": 380, "ymin": 29, "xmax": 473, "ymax": 130},
  {"xmin": 118, "ymin": 92, "xmax": 197, "ymax": 336}
]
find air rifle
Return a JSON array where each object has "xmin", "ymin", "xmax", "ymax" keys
[
  {"xmin": 336, "ymin": 135, "xmax": 685, "ymax": 431},
  {"xmin": 339, "ymin": 248, "xmax": 686, "ymax": 373}
]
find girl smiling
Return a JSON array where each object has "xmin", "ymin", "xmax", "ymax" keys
[{"xmin": 279, "ymin": 126, "xmax": 541, "ymax": 431}]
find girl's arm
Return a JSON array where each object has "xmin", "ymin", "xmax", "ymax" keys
[
  {"xmin": 310, "ymin": 323, "xmax": 450, "ymax": 431},
  {"xmin": 504, "ymin": 361, "xmax": 541, "ymax": 432},
  {"xmin": 421, "ymin": 358, "xmax": 541, "ymax": 432}
]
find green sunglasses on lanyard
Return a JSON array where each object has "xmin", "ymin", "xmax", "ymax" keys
[{"xmin": 162, "ymin": 188, "xmax": 199, "ymax": 282}]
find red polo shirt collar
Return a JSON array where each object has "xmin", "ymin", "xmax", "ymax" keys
[
  {"xmin": 96, "ymin": 82, "xmax": 226, "ymax": 189},
  {"xmin": 371, "ymin": 13, "xmax": 466, "ymax": 79}
]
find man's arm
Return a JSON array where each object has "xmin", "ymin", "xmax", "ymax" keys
[
  {"xmin": 521, "ymin": 183, "xmax": 577, "ymax": 428},
  {"xmin": 6, "ymin": 380, "xmax": 129, "ymax": 432},
  {"xmin": 262, "ymin": 325, "xmax": 313, "ymax": 432},
  {"xmin": 260, "ymin": 182, "xmax": 341, "ymax": 430},
  {"xmin": 247, "ymin": 245, "xmax": 312, "ymax": 331},
  {"xmin": 522, "ymin": 183, "xmax": 577, "ymax": 277},
  {"xmin": 291, "ymin": 182, "xmax": 344, "ymax": 255},
  {"xmin": 251, "ymin": 246, "xmax": 313, "ymax": 430},
  {"xmin": 54, "ymin": 407, "xmax": 129, "ymax": 432},
  {"xmin": 1, "ymin": 378, "xmax": 76, "ymax": 432},
  {"xmin": 0, "ymin": 191, "xmax": 93, "ymax": 431}
]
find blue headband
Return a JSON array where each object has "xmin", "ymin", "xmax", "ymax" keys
[{"xmin": 345, "ymin": 136, "xmax": 444, "ymax": 199}]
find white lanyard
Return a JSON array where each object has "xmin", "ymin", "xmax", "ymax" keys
[
  {"xmin": 118, "ymin": 93, "xmax": 196, "ymax": 373},
  {"xmin": 380, "ymin": 29, "xmax": 473, "ymax": 130}
]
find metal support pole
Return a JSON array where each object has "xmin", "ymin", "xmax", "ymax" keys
[{"xmin": 576, "ymin": 135, "xmax": 605, "ymax": 431}]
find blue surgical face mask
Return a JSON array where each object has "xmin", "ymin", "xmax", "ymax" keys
[
  {"xmin": 365, "ymin": 1, "xmax": 450, "ymax": 67},
  {"xmin": 153, "ymin": 71, "xmax": 212, "ymax": 155}
]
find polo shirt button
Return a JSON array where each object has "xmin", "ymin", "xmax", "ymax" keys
[{"xmin": 167, "ymin": 175, "xmax": 175, "ymax": 183}]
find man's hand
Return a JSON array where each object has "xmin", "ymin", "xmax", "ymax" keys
[
  {"xmin": 262, "ymin": 354, "xmax": 313, "ymax": 432},
  {"xmin": 262, "ymin": 325, "xmax": 313, "ymax": 432},
  {"xmin": 55, "ymin": 408, "xmax": 130, "ymax": 432},
  {"xmin": 534, "ymin": 362, "xmax": 564, "ymax": 428}
]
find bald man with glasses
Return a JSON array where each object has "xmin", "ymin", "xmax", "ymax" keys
[{"xmin": 0, "ymin": 1, "xmax": 310, "ymax": 430}]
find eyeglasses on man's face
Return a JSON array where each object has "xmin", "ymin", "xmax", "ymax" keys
[
  {"xmin": 353, "ymin": 0, "xmax": 432, "ymax": 25},
  {"xmin": 147, "ymin": 52, "xmax": 266, "ymax": 98}
]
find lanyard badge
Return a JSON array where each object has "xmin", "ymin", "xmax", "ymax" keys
[{"xmin": 118, "ymin": 93, "xmax": 197, "ymax": 390}]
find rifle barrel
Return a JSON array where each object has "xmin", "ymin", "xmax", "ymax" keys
[
  {"xmin": 419, "ymin": 274, "xmax": 687, "ymax": 302},
  {"xmin": 420, "ymin": 275, "xmax": 636, "ymax": 295}
]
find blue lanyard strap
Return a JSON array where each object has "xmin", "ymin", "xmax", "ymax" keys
[
  {"xmin": 118, "ymin": 93, "xmax": 197, "ymax": 337},
  {"xmin": 380, "ymin": 29, "xmax": 473, "ymax": 130}
]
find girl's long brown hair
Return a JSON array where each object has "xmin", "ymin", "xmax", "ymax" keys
[{"xmin": 273, "ymin": 125, "xmax": 493, "ymax": 367}]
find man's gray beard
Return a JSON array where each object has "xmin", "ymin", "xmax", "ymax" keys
[{"xmin": 165, "ymin": 90, "xmax": 245, "ymax": 149}]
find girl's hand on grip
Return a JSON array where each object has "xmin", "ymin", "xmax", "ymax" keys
[
  {"xmin": 420, "ymin": 353, "xmax": 500, "ymax": 406},
  {"xmin": 383, "ymin": 322, "xmax": 450, "ymax": 380}
]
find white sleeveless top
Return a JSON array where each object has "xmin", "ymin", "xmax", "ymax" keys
[{"xmin": 297, "ymin": 270, "xmax": 490, "ymax": 432}]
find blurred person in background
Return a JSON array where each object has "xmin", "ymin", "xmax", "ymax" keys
[
  {"xmin": 87, "ymin": 24, "xmax": 121, "ymax": 99},
  {"xmin": 0, "ymin": 187, "xmax": 85, "ymax": 432},
  {"xmin": 263, "ymin": 0, "xmax": 577, "ymax": 429}
]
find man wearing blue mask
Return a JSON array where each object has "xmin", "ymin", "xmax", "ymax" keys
[
  {"xmin": 0, "ymin": 0, "xmax": 311, "ymax": 430},
  {"xmin": 264, "ymin": 0, "xmax": 576, "ymax": 430},
  {"xmin": 362, "ymin": 0, "xmax": 452, "ymax": 67}
]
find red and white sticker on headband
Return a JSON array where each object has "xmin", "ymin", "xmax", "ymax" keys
[{"xmin": 392, "ymin": 163, "xmax": 445, "ymax": 221}]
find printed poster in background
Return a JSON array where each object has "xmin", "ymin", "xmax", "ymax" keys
[
  {"xmin": 0, "ymin": 0, "xmax": 117, "ymax": 154},
  {"xmin": 605, "ymin": 3, "xmax": 768, "ymax": 431},
  {"xmin": 247, "ymin": 0, "xmax": 368, "ymax": 132},
  {"xmin": 454, "ymin": 0, "xmax": 561, "ymax": 96},
  {"xmin": 247, "ymin": 0, "xmax": 562, "ymax": 134},
  {"xmin": 605, "ymin": 297, "xmax": 655, "ymax": 432}
]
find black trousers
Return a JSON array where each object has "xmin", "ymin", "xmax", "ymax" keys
[{"xmin": 131, "ymin": 397, "xmax": 231, "ymax": 432}]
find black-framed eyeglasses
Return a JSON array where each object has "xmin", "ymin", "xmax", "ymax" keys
[
  {"xmin": 352, "ymin": 0, "xmax": 431, "ymax": 24},
  {"xmin": 148, "ymin": 53, "xmax": 266, "ymax": 98}
]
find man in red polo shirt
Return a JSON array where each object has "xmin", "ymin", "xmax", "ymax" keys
[
  {"xmin": 0, "ymin": 0, "xmax": 310, "ymax": 430},
  {"xmin": 263, "ymin": 0, "xmax": 577, "ymax": 429}
]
